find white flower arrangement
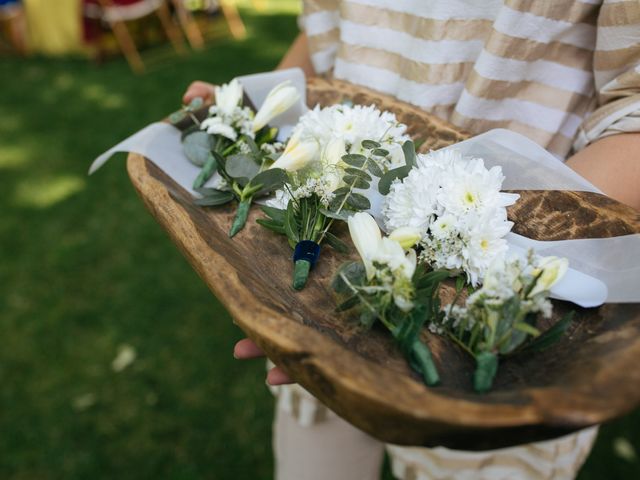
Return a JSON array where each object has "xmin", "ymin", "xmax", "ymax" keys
[
  {"xmin": 383, "ymin": 148, "xmax": 519, "ymax": 285},
  {"xmin": 436, "ymin": 252, "xmax": 569, "ymax": 392}
]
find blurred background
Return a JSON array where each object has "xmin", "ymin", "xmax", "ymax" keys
[{"xmin": 0, "ymin": 0, "xmax": 638, "ymax": 478}]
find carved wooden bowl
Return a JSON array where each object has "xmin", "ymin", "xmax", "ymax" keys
[{"xmin": 126, "ymin": 77, "xmax": 640, "ymax": 450}]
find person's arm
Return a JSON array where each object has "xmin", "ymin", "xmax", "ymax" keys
[
  {"xmin": 566, "ymin": 133, "xmax": 640, "ymax": 210},
  {"xmin": 276, "ymin": 33, "xmax": 316, "ymax": 77}
]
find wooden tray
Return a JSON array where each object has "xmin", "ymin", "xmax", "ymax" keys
[{"xmin": 127, "ymin": 77, "xmax": 640, "ymax": 450}]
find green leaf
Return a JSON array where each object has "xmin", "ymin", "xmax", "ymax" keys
[
  {"xmin": 402, "ymin": 140, "xmax": 417, "ymax": 167},
  {"xmin": 344, "ymin": 167, "xmax": 372, "ymax": 181},
  {"xmin": 342, "ymin": 154, "xmax": 367, "ymax": 167},
  {"xmin": 372, "ymin": 148, "xmax": 389, "ymax": 157},
  {"xmin": 366, "ymin": 159, "xmax": 384, "ymax": 177},
  {"xmin": 378, "ymin": 166, "xmax": 408, "ymax": 195},
  {"xmin": 324, "ymin": 232, "xmax": 350, "ymax": 253},
  {"xmin": 293, "ymin": 259, "xmax": 312, "ymax": 291},
  {"xmin": 260, "ymin": 205, "xmax": 286, "ymax": 224},
  {"xmin": 415, "ymin": 269, "xmax": 450, "ymax": 286},
  {"xmin": 336, "ymin": 296, "xmax": 360, "ymax": 312},
  {"xmin": 226, "ymin": 154, "xmax": 260, "ymax": 182},
  {"xmin": 229, "ymin": 199, "xmax": 251, "ymax": 237},
  {"xmin": 319, "ymin": 208, "xmax": 353, "ymax": 221},
  {"xmin": 194, "ymin": 189, "xmax": 235, "ymax": 206},
  {"xmin": 256, "ymin": 218, "xmax": 286, "ymax": 235},
  {"xmin": 343, "ymin": 175, "xmax": 369, "ymax": 189},
  {"xmin": 361, "ymin": 139, "xmax": 381, "ymax": 149},
  {"xmin": 513, "ymin": 322, "xmax": 541, "ymax": 337},
  {"xmin": 248, "ymin": 168, "xmax": 288, "ymax": 196},
  {"xmin": 331, "ymin": 262, "xmax": 366, "ymax": 294},
  {"xmin": 332, "ymin": 187, "xmax": 351, "ymax": 197},
  {"xmin": 192, "ymin": 153, "xmax": 218, "ymax": 190},
  {"xmin": 183, "ymin": 131, "xmax": 212, "ymax": 167},
  {"xmin": 518, "ymin": 312, "xmax": 573, "ymax": 354},
  {"xmin": 284, "ymin": 201, "xmax": 300, "ymax": 244},
  {"xmin": 346, "ymin": 192, "xmax": 371, "ymax": 210}
]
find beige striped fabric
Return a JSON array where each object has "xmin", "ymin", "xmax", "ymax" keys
[{"xmin": 300, "ymin": 0, "xmax": 640, "ymax": 159}]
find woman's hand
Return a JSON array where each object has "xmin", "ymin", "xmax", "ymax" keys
[
  {"xmin": 234, "ymin": 338, "xmax": 293, "ymax": 385},
  {"xmin": 182, "ymin": 81, "xmax": 216, "ymax": 105}
]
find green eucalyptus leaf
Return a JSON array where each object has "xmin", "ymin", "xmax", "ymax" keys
[
  {"xmin": 343, "ymin": 175, "xmax": 369, "ymax": 189},
  {"xmin": 344, "ymin": 167, "xmax": 372, "ymax": 181},
  {"xmin": 366, "ymin": 159, "xmax": 384, "ymax": 177},
  {"xmin": 402, "ymin": 140, "xmax": 417, "ymax": 167},
  {"xmin": 319, "ymin": 208, "xmax": 353, "ymax": 221},
  {"xmin": 378, "ymin": 165, "xmax": 409, "ymax": 195},
  {"xmin": 331, "ymin": 261, "xmax": 366, "ymax": 294},
  {"xmin": 372, "ymin": 148, "xmax": 389, "ymax": 157},
  {"xmin": 342, "ymin": 154, "xmax": 367, "ymax": 167},
  {"xmin": 226, "ymin": 154, "xmax": 261, "ymax": 182},
  {"xmin": 194, "ymin": 189, "xmax": 235, "ymax": 206},
  {"xmin": 361, "ymin": 139, "xmax": 381, "ymax": 149},
  {"xmin": 346, "ymin": 192, "xmax": 371, "ymax": 210},
  {"xmin": 332, "ymin": 187, "xmax": 351, "ymax": 197},
  {"xmin": 249, "ymin": 168, "xmax": 288, "ymax": 196},
  {"xmin": 324, "ymin": 231, "xmax": 350, "ymax": 253},
  {"xmin": 183, "ymin": 131, "xmax": 212, "ymax": 167}
]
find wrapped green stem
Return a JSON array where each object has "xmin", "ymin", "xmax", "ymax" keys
[
  {"xmin": 193, "ymin": 154, "xmax": 217, "ymax": 190},
  {"xmin": 229, "ymin": 198, "xmax": 251, "ymax": 238},
  {"xmin": 411, "ymin": 341, "xmax": 440, "ymax": 386},
  {"xmin": 473, "ymin": 351, "xmax": 498, "ymax": 393},
  {"xmin": 293, "ymin": 259, "xmax": 311, "ymax": 290}
]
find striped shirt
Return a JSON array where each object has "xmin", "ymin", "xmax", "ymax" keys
[{"xmin": 300, "ymin": 0, "xmax": 640, "ymax": 159}]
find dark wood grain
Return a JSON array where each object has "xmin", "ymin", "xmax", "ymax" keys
[{"xmin": 127, "ymin": 77, "xmax": 640, "ymax": 450}]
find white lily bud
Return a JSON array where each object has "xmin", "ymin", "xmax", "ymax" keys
[
  {"xmin": 388, "ymin": 226, "xmax": 422, "ymax": 250},
  {"xmin": 252, "ymin": 80, "xmax": 300, "ymax": 132},
  {"xmin": 530, "ymin": 256, "xmax": 569, "ymax": 296},
  {"xmin": 322, "ymin": 137, "xmax": 346, "ymax": 191},
  {"xmin": 214, "ymin": 79, "xmax": 243, "ymax": 117},
  {"xmin": 373, "ymin": 237, "xmax": 417, "ymax": 279},
  {"xmin": 270, "ymin": 129, "xmax": 319, "ymax": 171},
  {"xmin": 347, "ymin": 212, "xmax": 382, "ymax": 280}
]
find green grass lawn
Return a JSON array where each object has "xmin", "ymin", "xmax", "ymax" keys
[{"xmin": 0, "ymin": 3, "xmax": 638, "ymax": 479}]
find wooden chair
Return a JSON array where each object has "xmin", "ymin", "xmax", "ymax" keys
[
  {"xmin": 85, "ymin": 0, "xmax": 186, "ymax": 73},
  {"xmin": 0, "ymin": 0, "xmax": 28, "ymax": 55}
]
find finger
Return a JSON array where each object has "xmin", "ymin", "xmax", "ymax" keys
[
  {"xmin": 267, "ymin": 367, "xmax": 293, "ymax": 386},
  {"xmin": 182, "ymin": 81, "xmax": 215, "ymax": 105},
  {"xmin": 233, "ymin": 338, "xmax": 265, "ymax": 359}
]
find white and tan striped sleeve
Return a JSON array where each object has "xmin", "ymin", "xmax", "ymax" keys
[
  {"xmin": 300, "ymin": 0, "xmax": 341, "ymax": 74},
  {"xmin": 573, "ymin": 0, "xmax": 640, "ymax": 151}
]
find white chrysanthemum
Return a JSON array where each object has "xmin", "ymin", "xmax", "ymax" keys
[
  {"xmin": 201, "ymin": 117, "xmax": 238, "ymax": 141},
  {"xmin": 438, "ymin": 155, "xmax": 519, "ymax": 216},
  {"xmin": 383, "ymin": 148, "xmax": 518, "ymax": 285},
  {"xmin": 383, "ymin": 167, "xmax": 440, "ymax": 234},
  {"xmin": 295, "ymin": 103, "xmax": 409, "ymax": 157}
]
